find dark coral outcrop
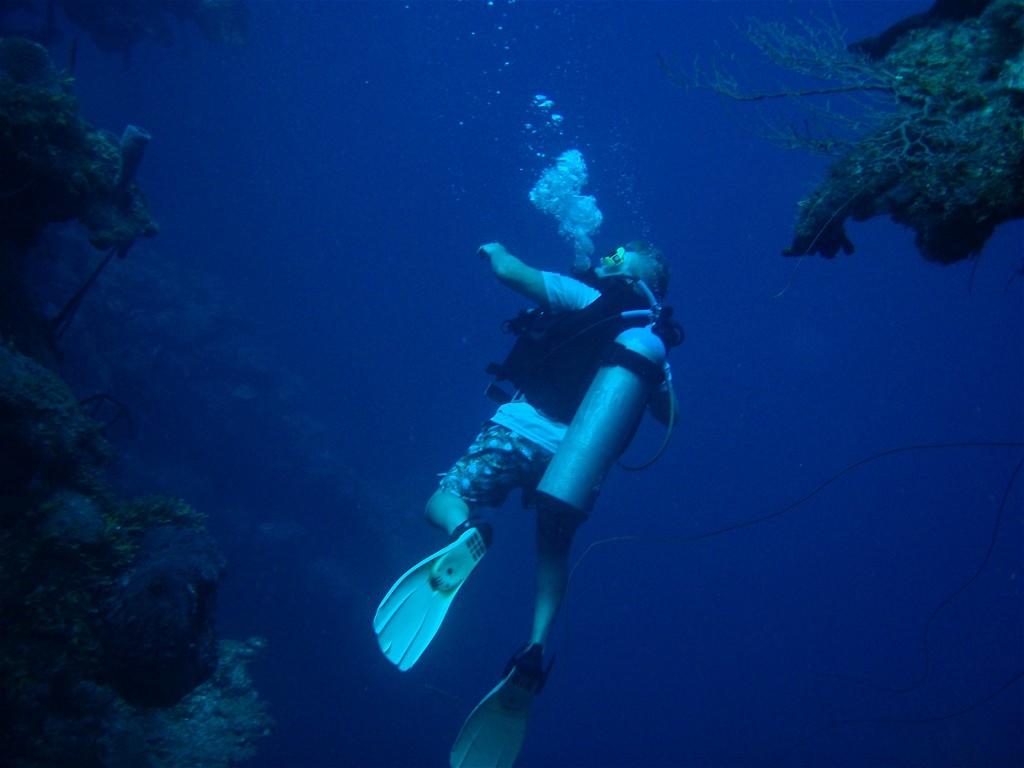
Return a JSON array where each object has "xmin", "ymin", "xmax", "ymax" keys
[
  {"xmin": 0, "ymin": 340, "xmax": 110, "ymax": 492},
  {"xmin": 0, "ymin": 33, "xmax": 268, "ymax": 763},
  {"xmin": 1, "ymin": 342, "xmax": 269, "ymax": 765},
  {"xmin": 58, "ymin": 0, "xmax": 249, "ymax": 62},
  {"xmin": 850, "ymin": 0, "xmax": 995, "ymax": 59},
  {"xmin": 103, "ymin": 525, "xmax": 225, "ymax": 707},
  {"xmin": 0, "ymin": 36, "xmax": 158, "ymax": 250},
  {"xmin": 785, "ymin": 0, "xmax": 1024, "ymax": 263}
]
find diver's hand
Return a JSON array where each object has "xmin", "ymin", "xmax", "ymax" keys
[
  {"xmin": 479, "ymin": 242, "xmax": 521, "ymax": 282},
  {"xmin": 478, "ymin": 243, "xmax": 548, "ymax": 306},
  {"xmin": 477, "ymin": 242, "xmax": 510, "ymax": 263}
]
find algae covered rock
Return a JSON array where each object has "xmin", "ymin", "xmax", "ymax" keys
[
  {"xmin": 0, "ymin": 36, "xmax": 158, "ymax": 249},
  {"xmin": 38, "ymin": 489, "xmax": 107, "ymax": 546},
  {"xmin": 0, "ymin": 17, "xmax": 268, "ymax": 765},
  {"xmin": 0, "ymin": 340, "xmax": 110, "ymax": 492},
  {"xmin": 0, "ymin": 35, "xmax": 57, "ymax": 85},
  {"xmin": 103, "ymin": 525, "xmax": 225, "ymax": 707},
  {"xmin": 1, "ymin": 340, "xmax": 269, "ymax": 765},
  {"xmin": 58, "ymin": 0, "xmax": 249, "ymax": 61},
  {"xmin": 785, "ymin": 0, "xmax": 1024, "ymax": 263},
  {"xmin": 100, "ymin": 638, "xmax": 272, "ymax": 768}
]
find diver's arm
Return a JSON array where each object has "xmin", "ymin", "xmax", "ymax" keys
[{"xmin": 478, "ymin": 242, "xmax": 548, "ymax": 306}]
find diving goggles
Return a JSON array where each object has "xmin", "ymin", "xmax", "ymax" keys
[{"xmin": 600, "ymin": 246, "xmax": 628, "ymax": 273}]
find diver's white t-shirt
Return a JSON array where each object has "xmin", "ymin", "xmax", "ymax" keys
[{"xmin": 489, "ymin": 272, "xmax": 600, "ymax": 453}]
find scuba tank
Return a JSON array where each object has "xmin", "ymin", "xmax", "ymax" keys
[{"xmin": 535, "ymin": 288, "xmax": 669, "ymax": 516}]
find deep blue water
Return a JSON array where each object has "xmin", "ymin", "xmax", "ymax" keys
[{"xmin": 26, "ymin": 1, "xmax": 1024, "ymax": 766}]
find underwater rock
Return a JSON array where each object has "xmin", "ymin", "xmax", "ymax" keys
[
  {"xmin": 99, "ymin": 638, "xmax": 271, "ymax": 768},
  {"xmin": 57, "ymin": 0, "xmax": 249, "ymax": 62},
  {"xmin": 0, "ymin": 35, "xmax": 157, "ymax": 359},
  {"xmin": 0, "ymin": 231, "xmax": 266, "ymax": 761},
  {"xmin": 0, "ymin": 35, "xmax": 55, "ymax": 84},
  {"xmin": 39, "ymin": 489, "xmax": 106, "ymax": 546},
  {"xmin": 784, "ymin": 0, "xmax": 1024, "ymax": 264},
  {"xmin": 850, "ymin": 0, "xmax": 995, "ymax": 59},
  {"xmin": 1, "ymin": 637, "xmax": 269, "ymax": 768},
  {"xmin": 0, "ymin": 36, "xmax": 158, "ymax": 249},
  {"xmin": 0, "ymin": 342, "xmax": 110, "ymax": 492},
  {"xmin": 103, "ymin": 525, "xmax": 225, "ymax": 707}
]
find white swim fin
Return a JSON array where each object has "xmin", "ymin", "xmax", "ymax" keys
[
  {"xmin": 373, "ymin": 522, "xmax": 491, "ymax": 671},
  {"xmin": 450, "ymin": 644, "xmax": 550, "ymax": 768}
]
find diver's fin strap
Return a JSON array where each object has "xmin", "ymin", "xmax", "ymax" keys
[
  {"xmin": 450, "ymin": 519, "xmax": 493, "ymax": 551},
  {"xmin": 503, "ymin": 643, "xmax": 555, "ymax": 695}
]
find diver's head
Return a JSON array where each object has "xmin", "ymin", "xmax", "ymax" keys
[{"xmin": 594, "ymin": 240, "xmax": 670, "ymax": 299}]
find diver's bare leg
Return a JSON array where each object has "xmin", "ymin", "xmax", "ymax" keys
[
  {"xmin": 530, "ymin": 509, "xmax": 580, "ymax": 646},
  {"xmin": 425, "ymin": 489, "xmax": 471, "ymax": 535},
  {"xmin": 424, "ymin": 490, "xmax": 482, "ymax": 589}
]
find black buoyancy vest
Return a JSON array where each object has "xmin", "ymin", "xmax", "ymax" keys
[{"xmin": 487, "ymin": 278, "xmax": 665, "ymax": 423}]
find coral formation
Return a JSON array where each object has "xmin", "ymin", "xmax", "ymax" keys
[
  {"xmin": 0, "ymin": 340, "xmax": 110, "ymax": 492},
  {"xmin": 102, "ymin": 638, "xmax": 272, "ymax": 768},
  {"xmin": 785, "ymin": 0, "xmax": 1024, "ymax": 263},
  {"xmin": 851, "ymin": 0, "xmax": 995, "ymax": 60},
  {"xmin": 0, "ymin": 341, "xmax": 270, "ymax": 767},
  {"xmin": 0, "ymin": 37, "xmax": 158, "ymax": 250},
  {"xmin": 104, "ymin": 525, "xmax": 224, "ymax": 707},
  {"xmin": 0, "ymin": 37, "xmax": 157, "ymax": 361},
  {"xmin": 0, "ymin": 32, "xmax": 267, "ymax": 766},
  {"xmin": 57, "ymin": 0, "xmax": 249, "ymax": 63},
  {"xmin": 676, "ymin": 0, "xmax": 1023, "ymax": 264}
]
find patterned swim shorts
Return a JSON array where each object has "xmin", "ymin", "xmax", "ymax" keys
[{"xmin": 438, "ymin": 423, "xmax": 553, "ymax": 508}]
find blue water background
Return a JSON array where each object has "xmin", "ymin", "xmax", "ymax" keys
[{"xmin": 47, "ymin": 1, "xmax": 1024, "ymax": 765}]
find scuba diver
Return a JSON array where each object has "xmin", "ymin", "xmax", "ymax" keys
[{"xmin": 373, "ymin": 240, "xmax": 682, "ymax": 767}]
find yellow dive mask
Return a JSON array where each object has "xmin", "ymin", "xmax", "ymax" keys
[{"xmin": 600, "ymin": 246, "xmax": 627, "ymax": 272}]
